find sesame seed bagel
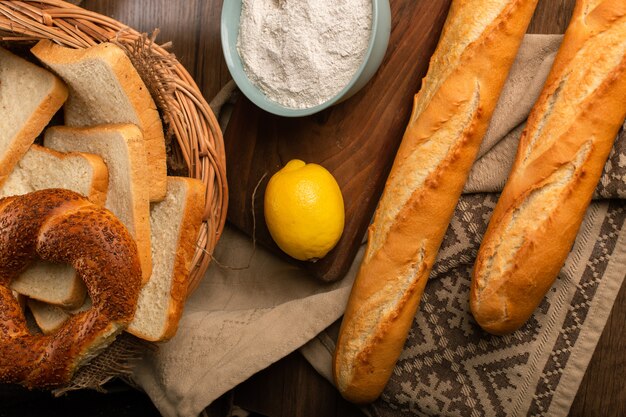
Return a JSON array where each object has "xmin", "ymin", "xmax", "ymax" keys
[{"xmin": 0, "ymin": 189, "xmax": 142, "ymax": 388}]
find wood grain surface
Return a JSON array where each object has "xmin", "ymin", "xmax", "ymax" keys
[
  {"xmin": 76, "ymin": 1, "xmax": 623, "ymax": 416},
  {"xmin": 224, "ymin": 0, "xmax": 452, "ymax": 282}
]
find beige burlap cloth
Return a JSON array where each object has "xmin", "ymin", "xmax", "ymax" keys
[{"xmin": 131, "ymin": 35, "xmax": 626, "ymax": 417}]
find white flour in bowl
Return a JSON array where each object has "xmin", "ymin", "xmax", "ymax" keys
[{"xmin": 237, "ymin": 0, "xmax": 373, "ymax": 110}]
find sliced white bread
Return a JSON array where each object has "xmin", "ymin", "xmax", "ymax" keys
[
  {"xmin": 0, "ymin": 47, "xmax": 68, "ymax": 187},
  {"xmin": 12, "ymin": 262, "xmax": 86, "ymax": 310},
  {"xmin": 128, "ymin": 177, "xmax": 205, "ymax": 341},
  {"xmin": 0, "ymin": 144, "xmax": 108, "ymax": 204},
  {"xmin": 2, "ymin": 144, "xmax": 109, "ymax": 308},
  {"xmin": 28, "ymin": 297, "xmax": 92, "ymax": 335},
  {"xmin": 45, "ymin": 124, "xmax": 153, "ymax": 283},
  {"xmin": 31, "ymin": 40, "xmax": 167, "ymax": 202},
  {"xmin": 28, "ymin": 177, "xmax": 206, "ymax": 341}
]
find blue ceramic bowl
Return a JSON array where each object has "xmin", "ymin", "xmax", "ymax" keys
[{"xmin": 221, "ymin": 0, "xmax": 391, "ymax": 117}]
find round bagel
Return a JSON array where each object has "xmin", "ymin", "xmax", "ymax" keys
[{"xmin": 0, "ymin": 189, "xmax": 142, "ymax": 388}]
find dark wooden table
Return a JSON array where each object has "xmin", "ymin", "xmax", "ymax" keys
[{"xmin": 73, "ymin": 1, "xmax": 624, "ymax": 416}]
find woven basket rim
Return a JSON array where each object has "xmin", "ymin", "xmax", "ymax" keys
[{"xmin": 0, "ymin": 0, "xmax": 228, "ymax": 295}]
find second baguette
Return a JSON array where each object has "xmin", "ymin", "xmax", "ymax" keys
[
  {"xmin": 333, "ymin": 0, "xmax": 539, "ymax": 404},
  {"xmin": 471, "ymin": 0, "xmax": 626, "ymax": 335}
]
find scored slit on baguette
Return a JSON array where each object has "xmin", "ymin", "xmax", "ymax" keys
[
  {"xmin": 31, "ymin": 40, "xmax": 168, "ymax": 202},
  {"xmin": 1, "ymin": 144, "xmax": 109, "ymax": 308},
  {"xmin": 44, "ymin": 124, "xmax": 153, "ymax": 284},
  {"xmin": 471, "ymin": 0, "xmax": 626, "ymax": 335},
  {"xmin": 0, "ymin": 47, "xmax": 68, "ymax": 187},
  {"xmin": 332, "ymin": 0, "xmax": 539, "ymax": 404}
]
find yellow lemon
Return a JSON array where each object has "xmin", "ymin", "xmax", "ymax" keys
[{"xmin": 264, "ymin": 159, "xmax": 345, "ymax": 261}]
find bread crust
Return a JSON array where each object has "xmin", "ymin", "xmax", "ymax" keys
[
  {"xmin": 471, "ymin": 0, "xmax": 626, "ymax": 335},
  {"xmin": 76, "ymin": 151, "xmax": 110, "ymax": 207},
  {"xmin": 333, "ymin": 0, "xmax": 539, "ymax": 404},
  {"xmin": 0, "ymin": 48, "xmax": 68, "ymax": 187},
  {"xmin": 44, "ymin": 124, "xmax": 153, "ymax": 284},
  {"xmin": 31, "ymin": 40, "xmax": 167, "ymax": 202},
  {"xmin": 128, "ymin": 177, "xmax": 205, "ymax": 341},
  {"xmin": 21, "ymin": 179, "xmax": 204, "ymax": 342},
  {"xmin": 0, "ymin": 189, "xmax": 141, "ymax": 388},
  {"xmin": 13, "ymin": 144, "xmax": 110, "ymax": 207},
  {"xmin": 161, "ymin": 178, "xmax": 205, "ymax": 340}
]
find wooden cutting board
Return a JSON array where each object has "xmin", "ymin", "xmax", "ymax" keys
[{"xmin": 225, "ymin": 0, "xmax": 452, "ymax": 282}]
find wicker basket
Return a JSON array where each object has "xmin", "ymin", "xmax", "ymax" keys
[{"xmin": 0, "ymin": 0, "xmax": 228, "ymax": 294}]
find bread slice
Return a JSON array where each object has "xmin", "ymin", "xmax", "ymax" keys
[
  {"xmin": 31, "ymin": 40, "xmax": 167, "ymax": 202},
  {"xmin": 28, "ymin": 297, "xmax": 92, "ymax": 335},
  {"xmin": 45, "ymin": 124, "xmax": 153, "ymax": 283},
  {"xmin": 127, "ymin": 177, "xmax": 205, "ymax": 341},
  {"xmin": 1, "ymin": 144, "xmax": 109, "ymax": 308},
  {"xmin": 12, "ymin": 261, "xmax": 87, "ymax": 310},
  {"xmin": 0, "ymin": 144, "xmax": 108, "ymax": 204},
  {"xmin": 0, "ymin": 47, "xmax": 68, "ymax": 187}
]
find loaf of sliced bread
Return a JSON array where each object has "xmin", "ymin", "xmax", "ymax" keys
[
  {"xmin": 1, "ymin": 144, "xmax": 109, "ymax": 308},
  {"xmin": 45, "ymin": 124, "xmax": 153, "ymax": 283},
  {"xmin": 0, "ymin": 47, "xmax": 68, "ymax": 187},
  {"xmin": 31, "ymin": 40, "xmax": 167, "ymax": 202},
  {"xmin": 127, "ymin": 177, "xmax": 205, "ymax": 341}
]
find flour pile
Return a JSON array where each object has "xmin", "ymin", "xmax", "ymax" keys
[{"xmin": 237, "ymin": 0, "xmax": 372, "ymax": 109}]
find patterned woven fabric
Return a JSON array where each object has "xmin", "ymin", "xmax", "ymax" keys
[{"xmin": 370, "ymin": 195, "xmax": 624, "ymax": 417}]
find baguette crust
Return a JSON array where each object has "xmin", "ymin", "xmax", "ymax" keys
[
  {"xmin": 31, "ymin": 40, "xmax": 167, "ymax": 202},
  {"xmin": 471, "ymin": 0, "xmax": 626, "ymax": 335},
  {"xmin": 333, "ymin": 0, "xmax": 539, "ymax": 403}
]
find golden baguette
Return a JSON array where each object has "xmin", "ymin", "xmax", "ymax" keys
[
  {"xmin": 471, "ymin": 0, "xmax": 626, "ymax": 335},
  {"xmin": 333, "ymin": 0, "xmax": 539, "ymax": 404}
]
